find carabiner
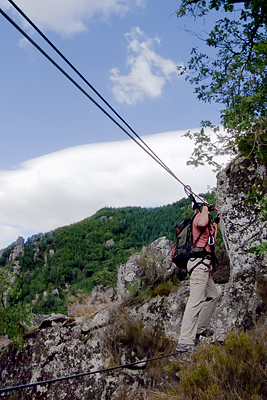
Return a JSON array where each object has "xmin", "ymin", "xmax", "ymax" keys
[{"xmin": 208, "ymin": 235, "xmax": 215, "ymax": 246}]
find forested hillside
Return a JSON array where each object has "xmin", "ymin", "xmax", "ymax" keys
[{"xmin": 0, "ymin": 192, "xmax": 222, "ymax": 316}]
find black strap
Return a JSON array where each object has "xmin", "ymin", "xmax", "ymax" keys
[
  {"xmin": 188, "ymin": 257, "xmax": 212, "ymax": 275},
  {"xmin": 193, "ymin": 229, "xmax": 205, "ymax": 246},
  {"xmin": 189, "ymin": 219, "xmax": 218, "ymax": 275}
]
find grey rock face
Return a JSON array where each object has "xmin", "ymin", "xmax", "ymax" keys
[
  {"xmin": 9, "ymin": 236, "xmax": 24, "ymax": 263},
  {"xmin": 213, "ymin": 156, "xmax": 267, "ymax": 339},
  {"xmin": 89, "ymin": 285, "xmax": 117, "ymax": 305}
]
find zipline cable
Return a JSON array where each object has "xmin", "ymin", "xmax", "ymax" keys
[
  {"xmin": 0, "ymin": 9, "xmax": 171, "ymax": 178},
  {"xmin": 0, "ymin": 8, "xmax": 179, "ymax": 181},
  {"xmin": 0, "ymin": 7, "xmax": 208, "ymax": 205},
  {"xmin": 6, "ymin": 0, "xmax": 176, "ymax": 181},
  {"xmin": 5, "ymin": 0, "xmax": 179, "ymax": 183},
  {"xmin": 0, "ymin": 351, "xmax": 178, "ymax": 393}
]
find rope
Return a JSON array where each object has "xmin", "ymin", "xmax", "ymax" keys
[
  {"xmin": 3, "ymin": 2, "xmax": 178, "ymax": 183},
  {"xmin": 0, "ymin": 9, "xmax": 172, "ymax": 176},
  {"xmin": 6, "ymin": 0, "xmax": 176, "ymax": 181},
  {"xmin": 0, "ymin": 352, "xmax": 178, "ymax": 393},
  {"xmin": 0, "ymin": 6, "xmax": 209, "ymax": 206}
]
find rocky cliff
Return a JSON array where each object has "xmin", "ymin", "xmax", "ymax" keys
[
  {"xmin": 0, "ymin": 156, "xmax": 266, "ymax": 400},
  {"xmin": 213, "ymin": 156, "xmax": 267, "ymax": 338}
]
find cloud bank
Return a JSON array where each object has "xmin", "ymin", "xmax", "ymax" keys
[
  {"xmin": 110, "ymin": 27, "xmax": 180, "ymax": 105},
  {"xmin": 0, "ymin": 130, "xmax": 219, "ymax": 249},
  {"xmin": 0, "ymin": 0, "xmax": 146, "ymax": 35}
]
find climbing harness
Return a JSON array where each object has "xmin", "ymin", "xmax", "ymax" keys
[{"xmin": 172, "ymin": 186, "xmax": 219, "ymax": 277}]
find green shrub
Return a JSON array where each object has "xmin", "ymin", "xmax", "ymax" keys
[
  {"xmin": 155, "ymin": 277, "xmax": 179, "ymax": 296},
  {"xmin": 0, "ymin": 267, "xmax": 32, "ymax": 341},
  {"xmin": 92, "ymin": 268, "xmax": 117, "ymax": 286}
]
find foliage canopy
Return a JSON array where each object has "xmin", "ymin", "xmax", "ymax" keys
[{"xmin": 177, "ymin": 0, "xmax": 267, "ymax": 168}]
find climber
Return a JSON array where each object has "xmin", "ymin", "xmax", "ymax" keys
[{"xmin": 176, "ymin": 203, "xmax": 221, "ymax": 353}]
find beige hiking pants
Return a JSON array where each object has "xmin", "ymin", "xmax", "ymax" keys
[{"xmin": 178, "ymin": 257, "xmax": 219, "ymax": 345}]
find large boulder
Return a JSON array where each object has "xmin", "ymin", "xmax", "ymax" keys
[
  {"xmin": 117, "ymin": 236, "xmax": 176, "ymax": 299},
  {"xmin": 213, "ymin": 156, "xmax": 267, "ymax": 339}
]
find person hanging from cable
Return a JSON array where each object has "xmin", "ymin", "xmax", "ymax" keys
[{"xmin": 176, "ymin": 198, "xmax": 221, "ymax": 353}]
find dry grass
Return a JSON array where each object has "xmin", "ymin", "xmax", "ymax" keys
[
  {"xmin": 102, "ymin": 305, "xmax": 175, "ymax": 368},
  {"xmin": 144, "ymin": 321, "xmax": 267, "ymax": 400},
  {"xmin": 67, "ymin": 293, "xmax": 107, "ymax": 318}
]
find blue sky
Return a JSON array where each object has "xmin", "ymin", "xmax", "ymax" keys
[{"xmin": 0, "ymin": 0, "xmax": 228, "ymax": 248}]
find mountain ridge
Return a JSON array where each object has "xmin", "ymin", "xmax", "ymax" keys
[{"xmin": 0, "ymin": 192, "xmax": 222, "ymax": 315}]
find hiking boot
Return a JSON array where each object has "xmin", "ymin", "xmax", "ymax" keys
[
  {"xmin": 176, "ymin": 343, "xmax": 195, "ymax": 353},
  {"xmin": 196, "ymin": 328, "xmax": 214, "ymax": 339}
]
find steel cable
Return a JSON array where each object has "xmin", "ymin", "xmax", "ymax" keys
[
  {"xmin": 0, "ymin": 352, "xmax": 179, "ymax": 393},
  {"xmin": 7, "ymin": 0, "xmax": 177, "ymax": 181},
  {"xmin": 0, "ymin": 6, "xmax": 208, "ymax": 203}
]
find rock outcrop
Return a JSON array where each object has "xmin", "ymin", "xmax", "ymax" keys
[
  {"xmin": 9, "ymin": 236, "xmax": 24, "ymax": 262},
  {"xmin": 213, "ymin": 156, "xmax": 267, "ymax": 338},
  {"xmin": 7, "ymin": 236, "xmax": 25, "ymax": 276},
  {"xmin": 117, "ymin": 236, "xmax": 176, "ymax": 299}
]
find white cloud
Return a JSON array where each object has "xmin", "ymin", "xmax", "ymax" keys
[
  {"xmin": 0, "ymin": 129, "xmax": 222, "ymax": 249},
  {"xmin": 0, "ymin": 0, "xmax": 146, "ymax": 35},
  {"xmin": 110, "ymin": 27, "xmax": 181, "ymax": 105}
]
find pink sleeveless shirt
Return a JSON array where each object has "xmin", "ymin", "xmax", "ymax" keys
[{"xmin": 192, "ymin": 213, "xmax": 215, "ymax": 253}]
